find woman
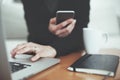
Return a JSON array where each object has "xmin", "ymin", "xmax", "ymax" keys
[{"xmin": 11, "ymin": 0, "xmax": 90, "ymax": 61}]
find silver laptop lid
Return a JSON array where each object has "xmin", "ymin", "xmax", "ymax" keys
[{"xmin": 0, "ymin": 0, "xmax": 12, "ymax": 80}]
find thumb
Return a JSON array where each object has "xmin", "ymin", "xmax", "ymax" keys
[
  {"xmin": 31, "ymin": 54, "xmax": 41, "ymax": 62},
  {"xmin": 50, "ymin": 17, "xmax": 56, "ymax": 24}
]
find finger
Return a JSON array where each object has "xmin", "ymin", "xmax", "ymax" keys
[
  {"xmin": 15, "ymin": 43, "xmax": 27, "ymax": 50},
  {"xmin": 66, "ymin": 19, "xmax": 76, "ymax": 32},
  {"xmin": 55, "ymin": 28, "xmax": 68, "ymax": 36},
  {"xmin": 11, "ymin": 47, "xmax": 26, "ymax": 58},
  {"xmin": 15, "ymin": 47, "xmax": 34, "ymax": 54},
  {"xmin": 56, "ymin": 19, "xmax": 73, "ymax": 30},
  {"xmin": 11, "ymin": 43, "xmax": 27, "ymax": 56},
  {"xmin": 12, "ymin": 47, "xmax": 34, "ymax": 58},
  {"xmin": 31, "ymin": 53, "xmax": 41, "ymax": 62},
  {"xmin": 11, "ymin": 51, "xmax": 17, "ymax": 58},
  {"xmin": 58, "ymin": 32, "xmax": 69, "ymax": 38}
]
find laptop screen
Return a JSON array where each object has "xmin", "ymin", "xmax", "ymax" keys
[{"xmin": 0, "ymin": 1, "xmax": 12, "ymax": 79}]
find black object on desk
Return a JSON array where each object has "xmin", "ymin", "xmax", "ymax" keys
[{"xmin": 67, "ymin": 53, "xmax": 119, "ymax": 77}]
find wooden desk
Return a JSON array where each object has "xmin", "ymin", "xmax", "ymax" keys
[{"xmin": 28, "ymin": 49, "xmax": 120, "ymax": 80}]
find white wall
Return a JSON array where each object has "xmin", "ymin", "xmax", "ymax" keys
[
  {"xmin": 88, "ymin": 0, "xmax": 120, "ymax": 36},
  {"xmin": 1, "ymin": 0, "xmax": 28, "ymax": 39}
]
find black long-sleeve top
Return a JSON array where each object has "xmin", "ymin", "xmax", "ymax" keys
[{"xmin": 21, "ymin": 0, "xmax": 90, "ymax": 57}]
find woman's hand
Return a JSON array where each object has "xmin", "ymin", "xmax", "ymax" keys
[
  {"xmin": 11, "ymin": 42, "xmax": 57, "ymax": 62},
  {"xmin": 48, "ymin": 17, "xmax": 76, "ymax": 38}
]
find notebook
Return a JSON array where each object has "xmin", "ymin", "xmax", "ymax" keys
[
  {"xmin": 67, "ymin": 54, "xmax": 119, "ymax": 77},
  {"xmin": 0, "ymin": 6, "xmax": 60, "ymax": 80}
]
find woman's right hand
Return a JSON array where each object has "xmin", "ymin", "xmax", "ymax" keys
[{"xmin": 11, "ymin": 42, "xmax": 57, "ymax": 62}]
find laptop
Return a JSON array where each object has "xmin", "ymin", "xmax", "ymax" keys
[{"xmin": 0, "ymin": 4, "xmax": 60, "ymax": 80}]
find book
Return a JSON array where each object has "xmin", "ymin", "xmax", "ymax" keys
[{"xmin": 67, "ymin": 54, "xmax": 119, "ymax": 77}]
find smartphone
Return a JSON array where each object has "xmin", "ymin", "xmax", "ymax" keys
[{"xmin": 56, "ymin": 10, "xmax": 75, "ymax": 24}]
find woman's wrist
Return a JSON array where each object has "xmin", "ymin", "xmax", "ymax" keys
[{"xmin": 47, "ymin": 46, "xmax": 57, "ymax": 57}]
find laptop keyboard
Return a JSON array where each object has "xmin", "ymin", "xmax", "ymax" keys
[{"xmin": 9, "ymin": 62, "xmax": 31, "ymax": 73}]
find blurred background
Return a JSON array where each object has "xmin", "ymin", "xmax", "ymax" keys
[{"xmin": 1, "ymin": 0, "xmax": 120, "ymax": 52}]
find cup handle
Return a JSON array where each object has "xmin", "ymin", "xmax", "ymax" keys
[{"xmin": 103, "ymin": 33, "xmax": 108, "ymax": 43}]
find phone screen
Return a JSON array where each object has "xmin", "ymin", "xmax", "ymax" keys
[{"xmin": 56, "ymin": 11, "xmax": 75, "ymax": 24}]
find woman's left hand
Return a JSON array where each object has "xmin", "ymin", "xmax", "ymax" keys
[{"xmin": 48, "ymin": 17, "xmax": 76, "ymax": 38}]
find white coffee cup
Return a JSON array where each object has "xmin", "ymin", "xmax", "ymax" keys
[{"xmin": 83, "ymin": 28, "xmax": 108, "ymax": 54}]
